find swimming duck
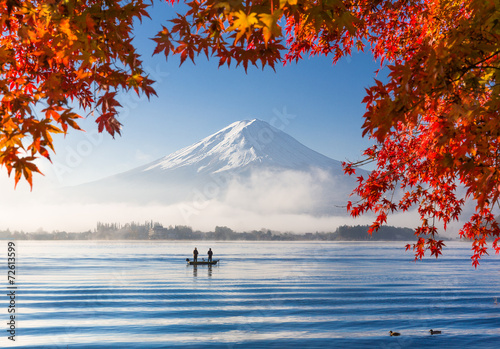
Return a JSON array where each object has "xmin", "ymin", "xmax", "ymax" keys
[
  {"xmin": 389, "ymin": 331, "xmax": 401, "ymax": 336},
  {"xmin": 429, "ymin": 329, "xmax": 442, "ymax": 335}
]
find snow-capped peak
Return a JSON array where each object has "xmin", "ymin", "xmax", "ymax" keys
[{"xmin": 143, "ymin": 119, "xmax": 341, "ymax": 174}]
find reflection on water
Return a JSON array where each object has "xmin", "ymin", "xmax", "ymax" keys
[
  {"xmin": 190, "ymin": 264, "xmax": 214, "ymax": 278},
  {"xmin": 2, "ymin": 241, "xmax": 500, "ymax": 348}
]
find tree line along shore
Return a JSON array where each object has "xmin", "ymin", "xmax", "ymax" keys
[{"xmin": 0, "ymin": 223, "xmax": 448, "ymax": 241}]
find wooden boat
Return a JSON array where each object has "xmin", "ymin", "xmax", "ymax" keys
[{"xmin": 186, "ymin": 258, "xmax": 219, "ymax": 265}]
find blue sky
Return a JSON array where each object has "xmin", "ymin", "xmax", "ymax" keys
[{"xmin": 38, "ymin": 3, "xmax": 381, "ymax": 187}]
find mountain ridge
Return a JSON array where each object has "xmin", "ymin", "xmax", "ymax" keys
[
  {"xmin": 131, "ymin": 119, "xmax": 344, "ymax": 176},
  {"xmin": 67, "ymin": 119, "xmax": 364, "ymax": 218}
]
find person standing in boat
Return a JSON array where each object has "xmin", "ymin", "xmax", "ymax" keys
[
  {"xmin": 207, "ymin": 248, "xmax": 213, "ymax": 262},
  {"xmin": 193, "ymin": 248, "xmax": 199, "ymax": 262}
]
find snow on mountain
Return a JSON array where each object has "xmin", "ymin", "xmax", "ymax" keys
[
  {"xmin": 139, "ymin": 119, "xmax": 343, "ymax": 175},
  {"xmin": 69, "ymin": 119, "xmax": 365, "ymax": 218}
]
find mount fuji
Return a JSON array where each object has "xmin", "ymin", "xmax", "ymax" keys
[
  {"xmin": 142, "ymin": 118, "xmax": 343, "ymax": 174},
  {"xmin": 70, "ymin": 119, "xmax": 366, "ymax": 218}
]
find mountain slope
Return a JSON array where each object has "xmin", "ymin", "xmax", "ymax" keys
[
  {"xmin": 135, "ymin": 119, "xmax": 343, "ymax": 175},
  {"xmin": 70, "ymin": 119, "xmax": 364, "ymax": 216}
]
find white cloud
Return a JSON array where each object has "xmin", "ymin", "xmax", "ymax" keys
[
  {"xmin": 0, "ymin": 198, "xmax": 375, "ymax": 233},
  {"xmin": 0, "ymin": 166, "xmax": 366, "ymax": 232},
  {"xmin": 0, "ymin": 167, "xmax": 425, "ymax": 234}
]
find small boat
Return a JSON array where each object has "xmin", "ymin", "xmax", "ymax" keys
[{"xmin": 186, "ymin": 258, "xmax": 219, "ymax": 265}]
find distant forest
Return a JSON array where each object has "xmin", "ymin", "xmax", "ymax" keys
[{"xmin": 0, "ymin": 222, "xmax": 437, "ymax": 241}]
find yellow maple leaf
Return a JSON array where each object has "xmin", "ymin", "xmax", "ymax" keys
[
  {"xmin": 279, "ymin": 0, "xmax": 297, "ymax": 8},
  {"xmin": 258, "ymin": 10, "xmax": 283, "ymax": 46},
  {"xmin": 227, "ymin": 10, "xmax": 258, "ymax": 43}
]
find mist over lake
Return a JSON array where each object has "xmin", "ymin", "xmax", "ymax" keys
[{"xmin": 3, "ymin": 241, "xmax": 499, "ymax": 348}]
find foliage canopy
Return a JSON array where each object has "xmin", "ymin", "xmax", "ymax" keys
[{"xmin": 1, "ymin": 0, "xmax": 500, "ymax": 265}]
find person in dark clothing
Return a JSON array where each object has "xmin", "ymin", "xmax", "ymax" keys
[
  {"xmin": 207, "ymin": 248, "xmax": 213, "ymax": 262},
  {"xmin": 193, "ymin": 248, "xmax": 198, "ymax": 262}
]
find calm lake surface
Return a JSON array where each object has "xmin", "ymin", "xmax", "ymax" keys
[{"xmin": 2, "ymin": 240, "xmax": 500, "ymax": 348}]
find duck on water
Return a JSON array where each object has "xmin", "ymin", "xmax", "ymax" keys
[{"xmin": 389, "ymin": 329, "xmax": 442, "ymax": 336}]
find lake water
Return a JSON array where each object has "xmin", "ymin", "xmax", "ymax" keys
[{"xmin": 2, "ymin": 240, "xmax": 499, "ymax": 348}]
